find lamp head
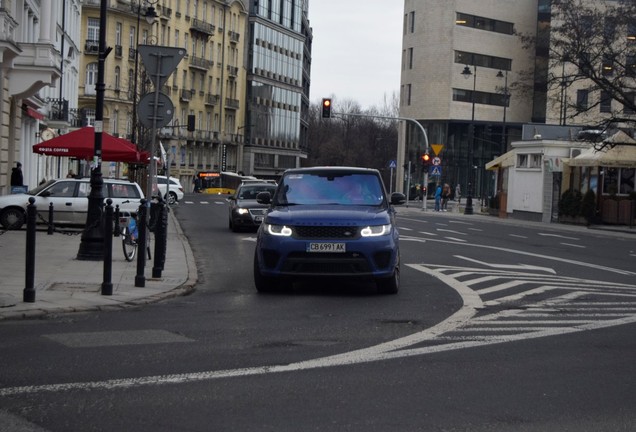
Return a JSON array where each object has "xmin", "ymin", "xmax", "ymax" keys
[{"xmin": 462, "ymin": 66, "xmax": 472, "ymax": 79}]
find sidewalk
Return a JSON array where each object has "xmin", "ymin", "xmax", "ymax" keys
[
  {"xmin": 397, "ymin": 198, "xmax": 636, "ymax": 236},
  {"xmin": 0, "ymin": 211, "xmax": 197, "ymax": 321}
]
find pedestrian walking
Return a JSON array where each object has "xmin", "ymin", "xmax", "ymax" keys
[
  {"xmin": 434, "ymin": 183, "xmax": 442, "ymax": 211},
  {"xmin": 11, "ymin": 162, "xmax": 23, "ymax": 186},
  {"xmin": 455, "ymin": 183, "xmax": 461, "ymax": 204},
  {"xmin": 442, "ymin": 183, "xmax": 450, "ymax": 211}
]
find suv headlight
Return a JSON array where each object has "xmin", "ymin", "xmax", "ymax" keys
[
  {"xmin": 265, "ymin": 223, "xmax": 293, "ymax": 236},
  {"xmin": 237, "ymin": 208, "xmax": 249, "ymax": 215},
  {"xmin": 360, "ymin": 224, "xmax": 391, "ymax": 237}
]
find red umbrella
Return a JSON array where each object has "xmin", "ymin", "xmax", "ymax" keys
[{"xmin": 33, "ymin": 127, "xmax": 148, "ymax": 164}]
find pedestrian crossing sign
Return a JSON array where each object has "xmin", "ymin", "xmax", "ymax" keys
[{"xmin": 429, "ymin": 166, "xmax": 442, "ymax": 177}]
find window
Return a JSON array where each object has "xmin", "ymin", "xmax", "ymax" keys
[
  {"xmin": 517, "ymin": 154, "xmax": 528, "ymax": 168},
  {"xmin": 409, "ymin": 11, "xmax": 415, "ymax": 33},
  {"xmin": 408, "ymin": 47, "xmax": 414, "ymax": 69},
  {"xmin": 114, "ymin": 66, "xmax": 121, "ymax": 90},
  {"xmin": 87, "ymin": 18, "xmax": 100, "ymax": 42},
  {"xmin": 455, "ymin": 12, "xmax": 513, "ymax": 35},
  {"xmin": 603, "ymin": 168, "xmax": 635, "ymax": 195},
  {"xmin": 85, "ymin": 63, "xmax": 98, "ymax": 95},
  {"xmin": 624, "ymin": 92, "xmax": 636, "ymax": 114},
  {"xmin": 115, "ymin": 23, "xmax": 122, "ymax": 45},
  {"xmin": 577, "ymin": 89, "xmax": 589, "ymax": 110},
  {"xmin": 516, "ymin": 153, "xmax": 542, "ymax": 169},
  {"xmin": 600, "ymin": 91, "xmax": 611, "ymax": 113},
  {"xmin": 47, "ymin": 181, "xmax": 76, "ymax": 197},
  {"xmin": 602, "ymin": 54, "xmax": 614, "ymax": 76},
  {"xmin": 455, "ymin": 51, "xmax": 511, "ymax": 71},
  {"xmin": 626, "ymin": 54, "xmax": 636, "ymax": 77}
]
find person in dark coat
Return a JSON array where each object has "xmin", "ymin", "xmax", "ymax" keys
[{"xmin": 10, "ymin": 162, "xmax": 23, "ymax": 186}]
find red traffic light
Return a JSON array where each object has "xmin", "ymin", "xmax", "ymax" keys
[{"xmin": 321, "ymin": 98, "xmax": 332, "ymax": 118}]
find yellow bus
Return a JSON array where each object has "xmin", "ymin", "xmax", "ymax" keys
[{"xmin": 197, "ymin": 171, "xmax": 257, "ymax": 195}]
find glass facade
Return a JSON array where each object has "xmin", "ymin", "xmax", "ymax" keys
[{"xmin": 246, "ymin": 0, "xmax": 310, "ymax": 178}]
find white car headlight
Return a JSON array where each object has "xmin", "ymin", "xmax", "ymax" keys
[
  {"xmin": 265, "ymin": 224, "xmax": 293, "ymax": 236},
  {"xmin": 237, "ymin": 208, "xmax": 249, "ymax": 215},
  {"xmin": 360, "ymin": 224, "xmax": 391, "ymax": 237}
]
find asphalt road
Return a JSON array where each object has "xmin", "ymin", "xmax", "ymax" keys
[{"xmin": 0, "ymin": 195, "xmax": 635, "ymax": 431}]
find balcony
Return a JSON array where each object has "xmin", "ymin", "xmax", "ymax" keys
[
  {"xmin": 225, "ymin": 98, "xmax": 240, "ymax": 110},
  {"xmin": 205, "ymin": 93, "xmax": 220, "ymax": 106},
  {"xmin": 129, "ymin": 47, "xmax": 136, "ymax": 60},
  {"xmin": 180, "ymin": 89, "xmax": 192, "ymax": 101},
  {"xmin": 114, "ymin": 45, "xmax": 122, "ymax": 57},
  {"xmin": 189, "ymin": 56, "xmax": 213, "ymax": 70},
  {"xmin": 227, "ymin": 65, "xmax": 238, "ymax": 78},
  {"xmin": 84, "ymin": 40, "xmax": 99, "ymax": 55},
  {"xmin": 190, "ymin": 18, "xmax": 215, "ymax": 36},
  {"xmin": 228, "ymin": 31, "xmax": 240, "ymax": 44}
]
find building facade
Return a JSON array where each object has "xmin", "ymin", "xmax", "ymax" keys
[
  {"xmin": 398, "ymin": 0, "xmax": 540, "ymax": 199},
  {"xmin": 242, "ymin": 0, "xmax": 311, "ymax": 179},
  {"xmin": 0, "ymin": 1, "xmax": 80, "ymax": 194}
]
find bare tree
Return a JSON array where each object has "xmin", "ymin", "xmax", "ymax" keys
[{"xmin": 518, "ymin": 0, "xmax": 636, "ymax": 148}]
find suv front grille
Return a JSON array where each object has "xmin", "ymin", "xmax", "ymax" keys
[{"xmin": 293, "ymin": 226, "xmax": 359, "ymax": 239}]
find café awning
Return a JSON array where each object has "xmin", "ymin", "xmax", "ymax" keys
[
  {"xmin": 566, "ymin": 131, "xmax": 636, "ymax": 168},
  {"xmin": 485, "ymin": 151, "xmax": 515, "ymax": 171},
  {"xmin": 33, "ymin": 127, "xmax": 149, "ymax": 164}
]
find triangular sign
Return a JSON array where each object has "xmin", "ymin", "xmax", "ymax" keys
[
  {"xmin": 138, "ymin": 45, "xmax": 187, "ymax": 88},
  {"xmin": 431, "ymin": 144, "xmax": 444, "ymax": 156}
]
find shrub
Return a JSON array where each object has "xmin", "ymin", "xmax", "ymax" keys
[
  {"xmin": 580, "ymin": 189, "xmax": 596, "ymax": 224},
  {"xmin": 559, "ymin": 189, "xmax": 582, "ymax": 218}
]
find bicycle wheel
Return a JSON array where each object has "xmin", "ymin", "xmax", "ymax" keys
[{"xmin": 121, "ymin": 226, "xmax": 137, "ymax": 262}]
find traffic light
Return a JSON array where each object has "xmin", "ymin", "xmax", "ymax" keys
[
  {"xmin": 321, "ymin": 98, "xmax": 332, "ymax": 118},
  {"xmin": 421, "ymin": 152, "xmax": 431, "ymax": 166}
]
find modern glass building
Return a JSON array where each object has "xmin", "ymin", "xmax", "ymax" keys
[{"xmin": 243, "ymin": 0, "xmax": 311, "ymax": 179}]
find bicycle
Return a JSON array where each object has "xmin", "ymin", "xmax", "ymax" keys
[{"xmin": 119, "ymin": 201, "xmax": 152, "ymax": 262}]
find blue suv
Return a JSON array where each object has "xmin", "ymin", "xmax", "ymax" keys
[{"xmin": 253, "ymin": 167, "xmax": 405, "ymax": 294}]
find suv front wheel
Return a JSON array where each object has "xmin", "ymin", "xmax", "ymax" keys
[
  {"xmin": 376, "ymin": 252, "xmax": 400, "ymax": 295},
  {"xmin": 253, "ymin": 251, "xmax": 278, "ymax": 293}
]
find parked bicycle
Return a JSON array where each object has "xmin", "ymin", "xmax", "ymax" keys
[{"xmin": 119, "ymin": 200, "xmax": 152, "ymax": 262}]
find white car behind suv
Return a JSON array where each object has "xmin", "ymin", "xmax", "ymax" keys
[
  {"xmin": 156, "ymin": 175, "xmax": 184, "ymax": 205},
  {"xmin": 0, "ymin": 178, "xmax": 144, "ymax": 230}
]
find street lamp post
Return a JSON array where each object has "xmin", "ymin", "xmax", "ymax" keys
[
  {"xmin": 131, "ymin": 0, "xmax": 158, "ymax": 145},
  {"xmin": 496, "ymin": 69, "xmax": 509, "ymax": 155},
  {"xmin": 77, "ymin": 0, "xmax": 110, "ymax": 260},
  {"xmin": 461, "ymin": 65, "xmax": 476, "ymax": 215}
]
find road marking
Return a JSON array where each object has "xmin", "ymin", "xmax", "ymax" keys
[
  {"xmin": 445, "ymin": 237, "xmax": 467, "ymax": 243},
  {"xmin": 468, "ymin": 228, "xmax": 483, "ymax": 232},
  {"xmin": 455, "ymin": 255, "xmax": 556, "ymax": 274},
  {"xmin": 509, "ymin": 234, "xmax": 527, "ymax": 239},
  {"xmin": 418, "ymin": 231, "xmax": 437, "ymax": 236},
  {"xmin": 3, "ymin": 262, "xmax": 636, "ymax": 397},
  {"xmin": 538, "ymin": 233, "xmax": 579, "ymax": 240},
  {"xmin": 437, "ymin": 228, "xmax": 466, "ymax": 235},
  {"xmin": 560, "ymin": 242, "xmax": 586, "ymax": 248}
]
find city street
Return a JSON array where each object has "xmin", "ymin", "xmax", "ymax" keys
[{"xmin": 1, "ymin": 194, "xmax": 635, "ymax": 431}]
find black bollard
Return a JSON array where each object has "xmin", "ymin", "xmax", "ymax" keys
[
  {"xmin": 134, "ymin": 199, "xmax": 147, "ymax": 287},
  {"xmin": 113, "ymin": 204, "xmax": 121, "ymax": 237},
  {"xmin": 23, "ymin": 197, "xmax": 36, "ymax": 303},
  {"xmin": 152, "ymin": 199, "xmax": 168, "ymax": 278},
  {"xmin": 47, "ymin": 202, "xmax": 54, "ymax": 235},
  {"xmin": 102, "ymin": 199, "xmax": 113, "ymax": 295}
]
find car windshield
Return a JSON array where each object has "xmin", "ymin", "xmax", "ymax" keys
[
  {"xmin": 274, "ymin": 172, "xmax": 384, "ymax": 206},
  {"xmin": 237, "ymin": 185, "xmax": 277, "ymax": 200},
  {"xmin": 29, "ymin": 180, "xmax": 56, "ymax": 195}
]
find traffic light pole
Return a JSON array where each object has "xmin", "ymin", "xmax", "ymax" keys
[{"xmin": 331, "ymin": 111, "xmax": 429, "ymax": 199}]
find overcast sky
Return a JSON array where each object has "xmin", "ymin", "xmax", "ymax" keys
[{"xmin": 307, "ymin": 1, "xmax": 403, "ymax": 110}]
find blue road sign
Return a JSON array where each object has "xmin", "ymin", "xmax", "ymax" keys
[
  {"xmin": 429, "ymin": 166, "xmax": 442, "ymax": 176},
  {"xmin": 389, "ymin": 160, "xmax": 397, "ymax": 169}
]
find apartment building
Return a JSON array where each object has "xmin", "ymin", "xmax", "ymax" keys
[
  {"xmin": 399, "ymin": 0, "xmax": 541, "ymax": 198},
  {"xmin": 0, "ymin": 1, "xmax": 81, "ymax": 194}
]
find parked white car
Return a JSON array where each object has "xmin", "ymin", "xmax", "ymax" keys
[
  {"xmin": 0, "ymin": 178, "xmax": 144, "ymax": 230},
  {"xmin": 156, "ymin": 175, "xmax": 184, "ymax": 205}
]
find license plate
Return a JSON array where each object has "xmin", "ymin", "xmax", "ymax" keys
[
  {"xmin": 254, "ymin": 216, "xmax": 263, "ymax": 223},
  {"xmin": 307, "ymin": 242, "xmax": 346, "ymax": 253}
]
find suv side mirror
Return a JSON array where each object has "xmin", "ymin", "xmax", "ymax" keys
[
  {"xmin": 390, "ymin": 192, "xmax": 406, "ymax": 205},
  {"xmin": 256, "ymin": 191, "xmax": 271, "ymax": 204}
]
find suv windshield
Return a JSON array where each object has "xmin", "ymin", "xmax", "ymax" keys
[{"xmin": 274, "ymin": 172, "xmax": 384, "ymax": 206}]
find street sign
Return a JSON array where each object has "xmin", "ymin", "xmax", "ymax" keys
[
  {"xmin": 389, "ymin": 160, "xmax": 397, "ymax": 169},
  {"xmin": 432, "ymin": 157, "xmax": 441, "ymax": 166},
  {"xmin": 431, "ymin": 144, "xmax": 444, "ymax": 156},
  {"xmin": 137, "ymin": 45, "xmax": 186, "ymax": 88},
  {"xmin": 429, "ymin": 166, "xmax": 442, "ymax": 176},
  {"xmin": 138, "ymin": 92, "xmax": 174, "ymax": 128}
]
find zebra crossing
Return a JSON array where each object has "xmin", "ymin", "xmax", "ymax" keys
[{"xmin": 407, "ymin": 262, "xmax": 636, "ymax": 345}]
